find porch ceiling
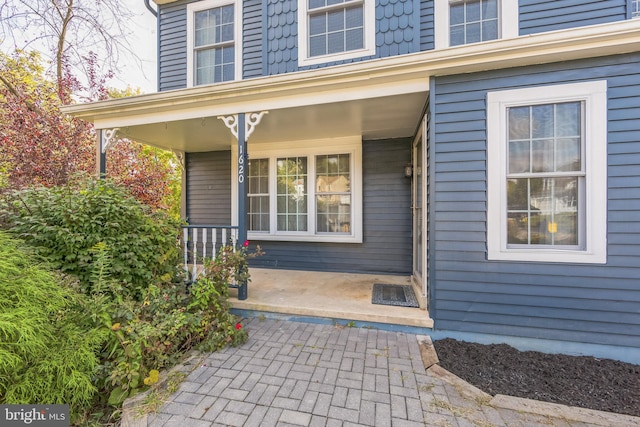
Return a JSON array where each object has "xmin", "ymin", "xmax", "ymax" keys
[{"xmin": 111, "ymin": 91, "xmax": 427, "ymax": 152}]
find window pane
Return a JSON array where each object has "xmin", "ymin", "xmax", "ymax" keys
[
  {"xmin": 508, "ymin": 140, "xmax": 530, "ymax": 174},
  {"xmin": 556, "ymin": 102, "xmax": 581, "ymax": 137},
  {"xmin": 466, "ymin": 1, "xmax": 480, "ymax": 22},
  {"xmin": 556, "ymin": 138, "xmax": 581, "ymax": 172},
  {"xmin": 309, "ymin": 35, "xmax": 327, "ymax": 56},
  {"xmin": 309, "ymin": 0, "xmax": 325, "ymax": 10},
  {"xmin": 509, "ymin": 107, "xmax": 530, "ymax": 140},
  {"xmin": 277, "ymin": 157, "xmax": 308, "ymax": 232},
  {"xmin": 309, "ymin": 14, "xmax": 326, "ymax": 36},
  {"xmin": 327, "ymin": 32, "xmax": 345, "ymax": 54},
  {"xmin": 466, "ymin": 22, "xmax": 481, "ymax": 44},
  {"xmin": 195, "ymin": 49, "xmax": 215, "ymax": 85},
  {"xmin": 531, "ymin": 139, "xmax": 553, "ymax": 173},
  {"xmin": 532, "ymin": 104, "xmax": 554, "ymax": 138},
  {"xmin": 450, "ymin": 25, "xmax": 464, "ymax": 46},
  {"xmin": 316, "ymin": 154, "xmax": 351, "ymax": 234},
  {"xmin": 345, "ymin": 28, "xmax": 363, "ymax": 51},
  {"xmin": 507, "ymin": 177, "xmax": 579, "ymax": 246},
  {"xmin": 482, "ymin": 19, "xmax": 498, "ymax": 41},
  {"xmin": 450, "ymin": 3, "xmax": 464, "ymax": 25},
  {"xmin": 482, "ymin": 0, "xmax": 497, "ymax": 19},
  {"xmin": 327, "ymin": 9, "xmax": 345, "ymax": 32},
  {"xmin": 345, "ymin": 6, "xmax": 363, "ymax": 28}
]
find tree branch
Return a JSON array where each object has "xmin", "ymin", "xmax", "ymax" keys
[{"xmin": 0, "ymin": 73, "xmax": 37, "ymax": 112}]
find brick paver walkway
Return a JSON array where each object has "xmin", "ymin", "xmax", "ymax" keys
[{"xmin": 142, "ymin": 318, "xmax": 633, "ymax": 426}]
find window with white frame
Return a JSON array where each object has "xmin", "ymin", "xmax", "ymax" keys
[
  {"xmin": 632, "ymin": 0, "xmax": 640, "ymax": 18},
  {"xmin": 186, "ymin": 0, "xmax": 241, "ymax": 86},
  {"xmin": 298, "ymin": 0, "xmax": 376, "ymax": 67},
  {"xmin": 239, "ymin": 138, "xmax": 363, "ymax": 243},
  {"xmin": 486, "ymin": 81, "xmax": 608, "ymax": 264},
  {"xmin": 434, "ymin": 0, "xmax": 518, "ymax": 49}
]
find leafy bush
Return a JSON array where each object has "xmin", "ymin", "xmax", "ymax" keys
[
  {"xmin": 0, "ymin": 231, "xmax": 104, "ymax": 421},
  {"xmin": 0, "ymin": 178, "xmax": 181, "ymax": 298}
]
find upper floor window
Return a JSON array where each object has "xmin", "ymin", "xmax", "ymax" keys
[
  {"xmin": 187, "ymin": 0, "xmax": 241, "ymax": 86},
  {"xmin": 487, "ymin": 81, "xmax": 607, "ymax": 264},
  {"xmin": 632, "ymin": 0, "xmax": 640, "ymax": 18},
  {"xmin": 435, "ymin": 0, "xmax": 518, "ymax": 49},
  {"xmin": 298, "ymin": 0, "xmax": 376, "ymax": 67}
]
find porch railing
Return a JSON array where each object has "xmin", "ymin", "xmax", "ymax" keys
[{"xmin": 180, "ymin": 224, "xmax": 239, "ymax": 281}]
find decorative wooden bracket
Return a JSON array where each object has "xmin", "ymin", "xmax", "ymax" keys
[
  {"xmin": 101, "ymin": 128, "xmax": 120, "ymax": 153},
  {"xmin": 218, "ymin": 111, "xmax": 268, "ymax": 141}
]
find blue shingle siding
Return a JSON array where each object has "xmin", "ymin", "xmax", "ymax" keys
[
  {"xmin": 519, "ymin": 0, "xmax": 628, "ymax": 35},
  {"xmin": 251, "ymin": 139, "xmax": 413, "ymax": 273},
  {"xmin": 158, "ymin": 2, "xmax": 188, "ymax": 91},
  {"xmin": 266, "ymin": 0, "xmax": 418, "ymax": 75},
  {"xmin": 431, "ymin": 53, "xmax": 640, "ymax": 349}
]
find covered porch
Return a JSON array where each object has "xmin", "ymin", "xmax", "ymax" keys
[{"xmin": 230, "ymin": 268, "xmax": 433, "ymax": 330}]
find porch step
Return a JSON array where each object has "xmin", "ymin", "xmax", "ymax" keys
[{"xmin": 228, "ymin": 268, "xmax": 434, "ymax": 330}]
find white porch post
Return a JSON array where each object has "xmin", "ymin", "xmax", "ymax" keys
[
  {"xmin": 218, "ymin": 111, "xmax": 268, "ymax": 300},
  {"xmin": 97, "ymin": 128, "xmax": 119, "ymax": 178}
]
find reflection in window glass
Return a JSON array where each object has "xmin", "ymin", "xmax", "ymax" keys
[
  {"xmin": 449, "ymin": 0, "xmax": 498, "ymax": 46},
  {"xmin": 248, "ymin": 159, "xmax": 270, "ymax": 232},
  {"xmin": 316, "ymin": 154, "xmax": 351, "ymax": 233},
  {"xmin": 277, "ymin": 157, "xmax": 308, "ymax": 232},
  {"xmin": 506, "ymin": 102, "xmax": 583, "ymax": 248},
  {"xmin": 193, "ymin": 5, "xmax": 234, "ymax": 85}
]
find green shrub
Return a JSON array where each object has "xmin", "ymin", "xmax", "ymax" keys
[
  {"xmin": 0, "ymin": 231, "xmax": 104, "ymax": 421},
  {"xmin": 0, "ymin": 178, "xmax": 182, "ymax": 298}
]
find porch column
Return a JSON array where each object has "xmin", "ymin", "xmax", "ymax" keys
[
  {"xmin": 97, "ymin": 128, "xmax": 119, "ymax": 178},
  {"xmin": 219, "ymin": 111, "xmax": 268, "ymax": 301}
]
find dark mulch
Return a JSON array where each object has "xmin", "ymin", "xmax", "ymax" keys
[{"xmin": 433, "ymin": 338, "xmax": 640, "ymax": 417}]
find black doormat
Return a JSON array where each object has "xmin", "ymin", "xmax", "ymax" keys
[{"xmin": 372, "ymin": 283, "xmax": 419, "ymax": 308}]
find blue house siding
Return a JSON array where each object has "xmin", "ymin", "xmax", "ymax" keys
[
  {"xmin": 158, "ymin": 1, "xmax": 188, "ymax": 91},
  {"xmin": 243, "ymin": 0, "xmax": 264, "ymax": 79},
  {"xmin": 419, "ymin": 0, "xmax": 434, "ymax": 51},
  {"xmin": 431, "ymin": 53, "xmax": 640, "ymax": 349},
  {"xmin": 185, "ymin": 151, "xmax": 232, "ymax": 225},
  {"xmin": 251, "ymin": 139, "xmax": 413, "ymax": 274},
  {"xmin": 519, "ymin": 0, "xmax": 628, "ymax": 35},
  {"xmin": 185, "ymin": 140, "xmax": 413, "ymax": 274}
]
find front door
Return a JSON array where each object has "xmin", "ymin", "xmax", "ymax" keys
[{"xmin": 412, "ymin": 116, "xmax": 428, "ymax": 306}]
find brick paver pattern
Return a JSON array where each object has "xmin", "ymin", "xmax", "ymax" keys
[{"xmin": 148, "ymin": 318, "xmax": 597, "ymax": 426}]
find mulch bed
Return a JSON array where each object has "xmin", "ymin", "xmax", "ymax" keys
[{"xmin": 433, "ymin": 338, "xmax": 640, "ymax": 417}]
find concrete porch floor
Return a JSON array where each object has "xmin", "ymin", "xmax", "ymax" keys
[{"xmin": 229, "ymin": 268, "xmax": 433, "ymax": 329}]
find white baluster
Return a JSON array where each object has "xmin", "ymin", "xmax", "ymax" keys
[
  {"xmin": 191, "ymin": 228, "xmax": 198, "ymax": 281},
  {"xmin": 222, "ymin": 228, "xmax": 227, "ymax": 251},
  {"xmin": 211, "ymin": 228, "xmax": 217, "ymax": 258},
  {"xmin": 183, "ymin": 228, "xmax": 189, "ymax": 279}
]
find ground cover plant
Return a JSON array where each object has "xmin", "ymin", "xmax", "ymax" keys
[{"xmin": 0, "ymin": 178, "xmax": 249, "ymax": 425}]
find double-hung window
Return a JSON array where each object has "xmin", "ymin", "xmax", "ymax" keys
[
  {"xmin": 435, "ymin": 0, "xmax": 518, "ymax": 49},
  {"xmin": 187, "ymin": 0, "xmax": 241, "ymax": 86},
  {"xmin": 632, "ymin": 0, "xmax": 640, "ymax": 18},
  {"xmin": 298, "ymin": 0, "xmax": 375, "ymax": 66},
  {"xmin": 238, "ymin": 138, "xmax": 363, "ymax": 243},
  {"xmin": 487, "ymin": 81, "xmax": 607, "ymax": 263}
]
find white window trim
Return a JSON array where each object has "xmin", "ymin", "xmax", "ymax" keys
[
  {"xmin": 186, "ymin": 0, "xmax": 242, "ymax": 87},
  {"xmin": 232, "ymin": 136, "xmax": 363, "ymax": 243},
  {"xmin": 297, "ymin": 0, "xmax": 376, "ymax": 67},
  {"xmin": 434, "ymin": 0, "xmax": 518, "ymax": 50},
  {"xmin": 486, "ymin": 81, "xmax": 608, "ymax": 264}
]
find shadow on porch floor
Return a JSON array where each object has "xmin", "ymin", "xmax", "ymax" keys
[{"xmin": 229, "ymin": 268, "xmax": 433, "ymax": 329}]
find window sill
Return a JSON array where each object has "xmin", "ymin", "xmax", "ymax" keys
[
  {"xmin": 488, "ymin": 248, "xmax": 606, "ymax": 264},
  {"xmin": 248, "ymin": 232, "xmax": 363, "ymax": 244}
]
